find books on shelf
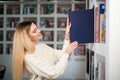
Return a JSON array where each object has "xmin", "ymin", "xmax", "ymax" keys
[
  {"xmin": 94, "ymin": 6, "xmax": 100, "ymax": 43},
  {"xmin": 69, "ymin": 2, "xmax": 105, "ymax": 44},
  {"xmin": 90, "ymin": 55, "xmax": 94, "ymax": 80},
  {"xmin": 75, "ymin": 4, "xmax": 86, "ymax": 11},
  {"xmin": 6, "ymin": 31, "xmax": 14, "ymax": 41},
  {"xmin": 57, "ymin": 4, "xmax": 71, "ymax": 14},
  {"xmin": 6, "ymin": 44, "xmax": 12, "ymax": 55},
  {"xmin": 95, "ymin": 54, "xmax": 105, "ymax": 80},
  {"xmin": 99, "ymin": 3, "xmax": 105, "ymax": 43},
  {"xmin": 74, "ymin": 44, "xmax": 85, "ymax": 56},
  {"xmin": 0, "ymin": 5, "xmax": 3, "ymax": 14},
  {"xmin": 0, "ymin": 31, "xmax": 3, "ymax": 41},
  {"xmin": 86, "ymin": 49, "xmax": 90, "ymax": 74},
  {"xmin": 7, "ymin": 18, "xmax": 20, "ymax": 28},
  {"xmin": 40, "ymin": 4, "xmax": 54, "ymax": 14},
  {"xmin": 57, "ymin": 18, "xmax": 66, "ymax": 28},
  {"xmin": 42, "ymin": 31, "xmax": 54, "ymax": 41},
  {"xmin": 94, "ymin": 2, "xmax": 105, "ymax": 43},
  {"xmin": 57, "ymin": 31, "xmax": 65, "ymax": 41},
  {"xmin": 7, "ymin": 4, "xmax": 20, "ymax": 15},
  {"xmin": 0, "ymin": 18, "xmax": 3, "ymax": 28},
  {"xmin": 85, "ymin": 48, "xmax": 94, "ymax": 80},
  {"xmin": 23, "ymin": 5, "xmax": 37, "ymax": 15},
  {"xmin": 0, "ymin": 0, "xmax": 87, "ymax": 58},
  {"xmin": 0, "ymin": 44, "xmax": 3, "ymax": 54},
  {"xmin": 95, "ymin": 62, "xmax": 105, "ymax": 80},
  {"xmin": 40, "ymin": 18, "xmax": 54, "ymax": 28}
]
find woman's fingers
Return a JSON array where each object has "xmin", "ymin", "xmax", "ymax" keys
[
  {"xmin": 67, "ymin": 18, "xmax": 71, "ymax": 28},
  {"xmin": 66, "ymin": 18, "xmax": 71, "ymax": 34},
  {"xmin": 65, "ymin": 41, "xmax": 78, "ymax": 54},
  {"xmin": 67, "ymin": 17, "xmax": 69, "ymax": 27},
  {"xmin": 70, "ymin": 41, "xmax": 78, "ymax": 49}
]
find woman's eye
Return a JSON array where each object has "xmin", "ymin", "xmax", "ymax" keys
[{"xmin": 33, "ymin": 30, "xmax": 36, "ymax": 33}]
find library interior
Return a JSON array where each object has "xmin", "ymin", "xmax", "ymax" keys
[{"xmin": 0, "ymin": 0, "xmax": 120, "ymax": 80}]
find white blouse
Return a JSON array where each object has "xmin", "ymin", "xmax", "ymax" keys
[{"xmin": 24, "ymin": 40, "xmax": 70, "ymax": 80}]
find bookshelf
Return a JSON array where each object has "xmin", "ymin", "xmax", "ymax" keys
[
  {"xmin": 0, "ymin": 0, "xmax": 87, "ymax": 55},
  {"xmin": 85, "ymin": 0, "xmax": 106, "ymax": 80}
]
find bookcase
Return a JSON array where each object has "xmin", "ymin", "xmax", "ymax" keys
[
  {"xmin": 0, "ymin": 0, "xmax": 87, "ymax": 55},
  {"xmin": 85, "ymin": 0, "xmax": 106, "ymax": 80}
]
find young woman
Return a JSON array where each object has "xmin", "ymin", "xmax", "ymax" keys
[{"xmin": 12, "ymin": 19, "xmax": 78, "ymax": 80}]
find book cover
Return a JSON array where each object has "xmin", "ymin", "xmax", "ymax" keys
[
  {"xmin": 68, "ymin": 8, "xmax": 94, "ymax": 44},
  {"xmin": 99, "ymin": 3, "xmax": 105, "ymax": 43},
  {"xmin": 95, "ymin": 54, "xmax": 105, "ymax": 80},
  {"xmin": 0, "ymin": 44, "xmax": 3, "ymax": 54},
  {"xmin": 86, "ymin": 49, "xmax": 90, "ymax": 74}
]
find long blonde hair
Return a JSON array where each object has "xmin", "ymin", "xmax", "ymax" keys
[{"xmin": 12, "ymin": 21, "xmax": 35, "ymax": 80}]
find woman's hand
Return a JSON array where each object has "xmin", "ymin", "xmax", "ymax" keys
[
  {"xmin": 65, "ymin": 41, "xmax": 78, "ymax": 55},
  {"xmin": 65, "ymin": 18, "xmax": 71, "ymax": 40}
]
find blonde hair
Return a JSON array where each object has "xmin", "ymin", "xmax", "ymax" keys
[{"xmin": 12, "ymin": 21, "xmax": 35, "ymax": 80}]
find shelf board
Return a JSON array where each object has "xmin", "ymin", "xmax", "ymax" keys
[{"xmin": 93, "ymin": 43, "xmax": 106, "ymax": 57}]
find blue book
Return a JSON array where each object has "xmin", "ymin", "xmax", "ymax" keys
[{"xmin": 69, "ymin": 8, "xmax": 94, "ymax": 44}]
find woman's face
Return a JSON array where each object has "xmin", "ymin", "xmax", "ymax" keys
[{"xmin": 29, "ymin": 23, "xmax": 42, "ymax": 42}]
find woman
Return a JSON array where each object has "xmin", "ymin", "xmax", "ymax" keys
[{"xmin": 12, "ymin": 19, "xmax": 78, "ymax": 80}]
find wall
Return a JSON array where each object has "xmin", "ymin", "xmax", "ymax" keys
[{"xmin": 108, "ymin": 0, "xmax": 120, "ymax": 80}]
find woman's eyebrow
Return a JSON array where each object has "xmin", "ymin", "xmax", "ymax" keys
[{"xmin": 32, "ymin": 27, "xmax": 37, "ymax": 32}]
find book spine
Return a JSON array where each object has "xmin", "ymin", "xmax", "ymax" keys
[
  {"xmin": 99, "ymin": 3, "xmax": 105, "ymax": 43},
  {"xmin": 94, "ymin": 6, "xmax": 100, "ymax": 43}
]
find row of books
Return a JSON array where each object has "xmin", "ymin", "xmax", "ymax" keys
[
  {"xmin": 0, "ymin": 44, "xmax": 3, "ymax": 54},
  {"xmin": 41, "ymin": 31, "xmax": 66, "ymax": 42},
  {"xmin": 40, "ymin": 18, "xmax": 54, "ymax": 28},
  {"xmin": 6, "ymin": 44, "xmax": 12, "ymax": 55},
  {"xmin": 0, "ymin": 4, "xmax": 86, "ymax": 15},
  {"xmin": 40, "ymin": 4, "xmax": 54, "ymax": 14},
  {"xmin": 95, "ymin": 54, "xmax": 105, "ymax": 80},
  {"xmin": 7, "ymin": 18, "xmax": 20, "ymax": 28},
  {"xmin": 7, "ymin": 5, "xmax": 20, "ymax": 14},
  {"xmin": 0, "ymin": 44, "xmax": 12, "ymax": 55},
  {"xmin": 69, "ymin": 2, "xmax": 105, "ymax": 44},
  {"xmin": 94, "ymin": 3, "xmax": 105, "ymax": 43},
  {"xmin": 23, "ymin": 6, "xmax": 37, "ymax": 15},
  {"xmin": 6, "ymin": 31, "xmax": 14, "ymax": 41},
  {"xmin": 5, "ymin": 17, "xmax": 67, "ymax": 28},
  {"xmin": 86, "ymin": 48, "xmax": 106, "ymax": 80},
  {"xmin": 86, "ymin": 49, "xmax": 94, "ymax": 80},
  {"xmin": 0, "ymin": 18, "xmax": 3, "ymax": 28},
  {"xmin": 0, "ymin": 5, "xmax": 3, "ymax": 14},
  {"xmin": 0, "ymin": 31, "xmax": 3, "ymax": 41},
  {"xmin": 57, "ymin": 18, "xmax": 66, "ymax": 28}
]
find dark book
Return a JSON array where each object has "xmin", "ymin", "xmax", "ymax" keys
[
  {"xmin": 69, "ymin": 8, "xmax": 94, "ymax": 44},
  {"xmin": 0, "ymin": 7, "xmax": 3, "ymax": 14}
]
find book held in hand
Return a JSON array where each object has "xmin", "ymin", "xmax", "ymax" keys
[{"xmin": 68, "ymin": 8, "xmax": 94, "ymax": 44}]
